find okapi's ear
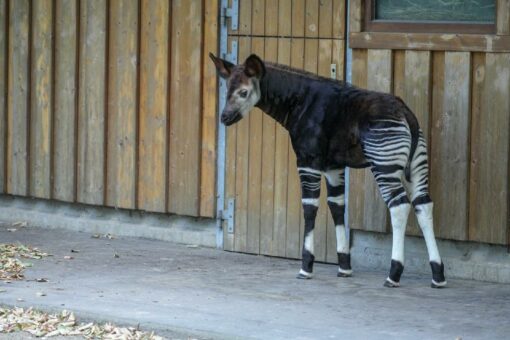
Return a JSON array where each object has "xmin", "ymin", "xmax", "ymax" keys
[
  {"xmin": 244, "ymin": 54, "xmax": 266, "ymax": 79},
  {"xmin": 209, "ymin": 52, "xmax": 234, "ymax": 79}
]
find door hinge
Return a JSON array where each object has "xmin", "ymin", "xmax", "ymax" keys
[
  {"xmin": 219, "ymin": 198, "xmax": 235, "ymax": 234},
  {"xmin": 223, "ymin": 0, "xmax": 239, "ymax": 31}
]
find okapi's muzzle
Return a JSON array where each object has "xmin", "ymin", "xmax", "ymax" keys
[{"xmin": 221, "ymin": 110, "xmax": 242, "ymax": 126}]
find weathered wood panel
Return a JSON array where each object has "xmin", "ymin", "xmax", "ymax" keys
[
  {"xmin": 168, "ymin": 0, "xmax": 202, "ymax": 216},
  {"xmin": 30, "ymin": 0, "xmax": 53, "ymax": 199},
  {"xmin": 233, "ymin": 37, "xmax": 251, "ymax": 253},
  {"xmin": 402, "ymin": 51, "xmax": 431, "ymax": 236},
  {"xmin": 137, "ymin": 0, "xmax": 169, "ymax": 212},
  {"xmin": 497, "ymin": 0, "xmax": 510, "ymax": 35},
  {"xmin": 430, "ymin": 52, "xmax": 471, "ymax": 241},
  {"xmin": 200, "ymin": 0, "xmax": 219, "ymax": 218},
  {"xmin": 106, "ymin": 0, "xmax": 138, "ymax": 209},
  {"xmin": 469, "ymin": 53, "xmax": 510, "ymax": 245},
  {"xmin": 260, "ymin": 37, "xmax": 277, "ymax": 256},
  {"xmin": 0, "ymin": 0, "xmax": 6, "ymax": 193},
  {"xmin": 7, "ymin": 0, "xmax": 30, "ymax": 196},
  {"xmin": 77, "ymin": 0, "xmax": 106, "ymax": 205},
  {"xmin": 53, "ymin": 0, "xmax": 78, "ymax": 202}
]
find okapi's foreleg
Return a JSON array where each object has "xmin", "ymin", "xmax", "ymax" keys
[
  {"xmin": 296, "ymin": 167, "xmax": 321, "ymax": 279},
  {"xmin": 324, "ymin": 169, "xmax": 352, "ymax": 277}
]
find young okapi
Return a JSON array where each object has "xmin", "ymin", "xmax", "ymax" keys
[{"xmin": 210, "ymin": 53, "xmax": 446, "ymax": 288}]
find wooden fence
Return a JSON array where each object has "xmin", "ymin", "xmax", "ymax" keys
[
  {"xmin": 0, "ymin": 0, "xmax": 218, "ymax": 218},
  {"xmin": 349, "ymin": 0, "xmax": 510, "ymax": 246}
]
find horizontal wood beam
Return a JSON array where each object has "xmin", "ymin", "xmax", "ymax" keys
[{"xmin": 350, "ymin": 32, "xmax": 510, "ymax": 52}]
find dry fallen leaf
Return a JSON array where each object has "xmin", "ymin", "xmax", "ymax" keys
[
  {"xmin": 0, "ymin": 307, "xmax": 164, "ymax": 339},
  {"xmin": 11, "ymin": 221, "xmax": 27, "ymax": 228},
  {"xmin": 7, "ymin": 229, "xmax": 17, "ymax": 232},
  {"xmin": 35, "ymin": 278, "xmax": 48, "ymax": 283},
  {"xmin": 70, "ymin": 249, "xmax": 80, "ymax": 253},
  {"xmin": 63, "ymin": 256, "xmax": 74, "ymax": 260},
  {"xmin": 36, "ymin": 292, "xmax": 46, "ymax": 297}
]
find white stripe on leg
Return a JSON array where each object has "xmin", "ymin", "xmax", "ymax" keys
[
  {"xmin": 389, "ymin": 203, "xmax": 411, "ymax": 263},
  {"xmin": 335, "ymin": 224, "xmax": 349, "ymax": 254},
  {"xmin": 415, "ymin": 202, "xmax": 441, "ymax": 264},
  {"xmin": 304, "ymin": 230, "xmax": 314, "ymax": 255}
]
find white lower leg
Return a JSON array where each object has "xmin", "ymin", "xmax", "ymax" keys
[
  {"xmin": 304, "ymin": 230, "xmax": 314, "ymax": 255},
  {"xmin": 389, "ymin": 203, "xmax": 411, "ymax": 263},
  {"xmin": 415, "ymin": 202, "xmax": 441, "ymax": 264},
  {"xmin": 335, "ymin": 224, "xmax": 348, "ymax": 254}
]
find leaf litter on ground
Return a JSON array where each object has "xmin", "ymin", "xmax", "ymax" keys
[
  {"xmin": 0, "ymin": 307, "xmax": 164, "ymax": 339},
  {"xmin": 0, "ymin": 243, "xmax": 50, "ymax": 281}
]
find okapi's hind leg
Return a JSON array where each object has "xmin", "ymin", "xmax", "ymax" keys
[
  {"xmin": 362, "ymin": 118, "xmax": 413, "ymax": 287},
  {"xmin": 407, "ymin": 132, "xmax": 446, "ymax": 288},
  {"xmin": 296, "ymin": 167, "xmax": 322, "ymax": 279},
  {"xmin": 324, "ymin": 169, "xmax": 352, "ymax": 277}
]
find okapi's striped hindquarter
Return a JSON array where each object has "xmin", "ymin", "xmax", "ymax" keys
[{"xmin": 210, "ymin": 53, "xmax": 446, "ymax": 288}]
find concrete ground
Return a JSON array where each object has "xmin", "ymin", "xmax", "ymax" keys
[{"xmin": 1, "ymin": 225, "xmax": 509, "ymax": 340}]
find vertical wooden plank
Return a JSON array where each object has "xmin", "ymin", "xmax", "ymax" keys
[
  {"xmin": 403, "ymin": 50, "xmax": 431, "ymax": 236},
  {"xmin": 265, "ymin": 0, "xmax": 278, "ymax": 36},
  {"xmin": 251, "ymin": 0, "xmax": 265, "ymax": 36},
  {"xmin": 7, "ymin": 0, "xmax": 29, "ymax": 196},
  {"xmin": 168, "ymin": 0, "xmax": 202, "ymax": 216},
  {"xmin": 497, "ymin": 0, "xmax": 510, "ymax": 35},
  {"xmin": 318, "ymin": 0, "xmax": 332, "ymax": 38},
  {"xmin": 286, "ymin": 38, "xmax": 304, "ymax": 259},
  {"xmin": 224, "ymin": 37, "xmax": 237, "ymax": 251},
  {"xmin": 259, "ymin": 36, "xmax": 277, "ymax": 255},
  {"xmin": 349, "ymin": 0, "xmax": 363, "ymax": 33},
  {"xmin": 364, "ymin": 49, "xmax": 391, "ymax": 233},
  {"xmin": 233, "ymin": 36, "xmax": 251, "ymax": 253},
  {"xmin": 245, "ymin": 37, "xmax": 264, "ymax": 254},
  {"xmin": 200, "ymin": 0, "xmax": 219, "ymax": 217},
  {"xmin": 469, "ymin": 53, "xmax": 510, "ymax": 245},
  {"xmin": 30, "ymin": 0, "xmax": 53, "ymax": 199},
  {"xmin": 53, "ymin": 0, "xmax": 77, "ymax": 202},
  {"xmin": 348, "ymin": 49, "xmax": 367, "ymax": 231},
  {"xmin": 392, "ymin": 50, "xmax": 405, "ymax": 98},
  {"xmin": 278, "ymin": 0, "xmax": 291, "ymax": 37},
  {"xmin": 0, "ymin": 0, "xmax": 6, "ymax": 193},
  {"xmin": 106, "ymin": 0, "xmax": 138, "ymax": 209},
  {"xmin": 238, "ymin": 0, "xmax": 252, "ymax": 35},
  {"xmin": 273, "ymin": 37, "xmax": 291, "ymax": 258},
  {"xmin": 77, "ymin": 0, "xmax": 106, "ymax": 205},
  {"xmin": 138, "ymin": 0, "xmax": 169, "ymax": 212},
  {"xmin": 305, "ymin": 0, "xmax": 319, "ymax": 38},
  {"xmin": 430, "ymin": 52, "xmax": 471, "ymax": 241},
  {"xmin": 332, "ymin": 0, "xmax": 345, "ymax": 39},
  {"xmin": 332, "ymin": 39, "xmax": 345, "ymax": 80},
  {"xmin": 292, "ymin": 0, "xmax": 305, "ymax": 37}
]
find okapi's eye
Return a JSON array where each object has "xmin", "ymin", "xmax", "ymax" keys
[{"xmin": 239, "ymin": 90, "xmax": 248, "ymax": 98}]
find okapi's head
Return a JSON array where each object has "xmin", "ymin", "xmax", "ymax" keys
[{"xmin": 209, "ymin": 53, "xmax": 266, "ymax": 126}]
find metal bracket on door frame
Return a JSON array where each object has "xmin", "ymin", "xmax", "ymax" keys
[
  {"xmin": 224, "ymin": 0, "xmax": 239, "ymax": 31},
  {"xmin": 216, "ymin": 0, "xmax": 239, "ymax": 247}
]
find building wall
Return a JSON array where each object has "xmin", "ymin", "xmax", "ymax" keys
[
  {"xmin": 348, "ymin": 0, "xmax": 510, "ymax": 245},
  {"xmin": 0, "ymin": 0, "xmax": 218, "ymax": 217}
]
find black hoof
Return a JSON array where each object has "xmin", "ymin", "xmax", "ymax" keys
[
  {"xmin": 431, "ymin": 280, "xmax": 447, "ymax": 289},
  {"xmin": 388, "ymin": 260, "xmax": 404, "ymax": 283},
  {"xmin": 383, "ymin": 278, "xmax": 400, "ymax": 288},
  {"xmin": 430, "ymin": 261, "xmax": 446, "ymax": 288},
  {"xmin": 296, "ymin": 270, "xmax": 313, "ymax": 280},
  {"xmin": 337, "ymin": 272, "xmax": 352, "ymax": 278}
]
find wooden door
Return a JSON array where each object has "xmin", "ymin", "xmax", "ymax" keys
[{"xmin": 223, "ymin": 0, "xmax": 347, "ymax": 263}]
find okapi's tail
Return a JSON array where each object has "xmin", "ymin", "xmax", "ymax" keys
[{"xmin": 398, "ymin": 98, "xmax": 420, "ymax": 183}]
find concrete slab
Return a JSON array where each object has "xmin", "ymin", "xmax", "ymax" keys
[{"xmin": 1, "ymin": 225, "xmax": 509, "ymax": 340}]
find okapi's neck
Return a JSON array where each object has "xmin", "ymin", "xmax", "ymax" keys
[{"xmin": 255, "ymin": 64, "xmax": 310, "ymax": 129}]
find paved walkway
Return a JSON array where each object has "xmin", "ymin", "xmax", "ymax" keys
[{"xmin": 1, "ymin": 225, "xmax": 509, "ymax": 339}]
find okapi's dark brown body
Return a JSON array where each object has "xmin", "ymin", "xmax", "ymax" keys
[{"xmin": 256, "ymin": 63, "xmax": 419, "ymax": 172}]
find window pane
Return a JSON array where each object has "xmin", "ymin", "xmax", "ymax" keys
[{"xmin": 375, "ymin": 0, "xmax": 495, "ymax": 23}]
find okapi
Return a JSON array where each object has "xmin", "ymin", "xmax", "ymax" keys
[{"xmin": 210, "ymin": 53, "xmax": 447, "ymax": 288}]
